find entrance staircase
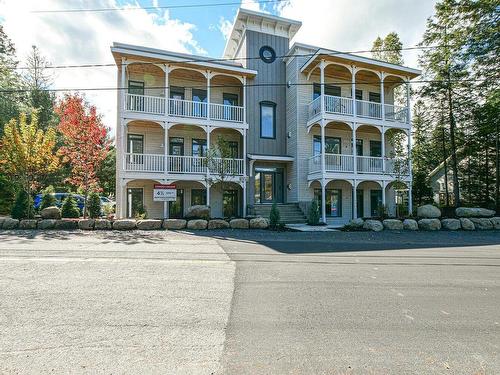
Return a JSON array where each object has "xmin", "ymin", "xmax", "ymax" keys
[{"xmin": 253, "ymin": 203, "xmax": 307, "ymax": 224}]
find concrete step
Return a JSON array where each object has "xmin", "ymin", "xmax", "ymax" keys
[{"xmin": 253, "ymin": 203, "xmax": 307, "ymax": 224}]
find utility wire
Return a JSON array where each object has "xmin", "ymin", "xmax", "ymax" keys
[
  {"xmin": 31, "ymin": 0, "xmax": 287, "ymax": 13},
  {"xmin": 9, "ymin": 45, "xmax": 437, "ymax": 71},
  {"xmin": 0, "ymin": 79, "xmax": 485, "ymax": 94}
]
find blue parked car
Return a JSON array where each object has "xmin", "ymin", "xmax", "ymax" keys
[{"xmin": 34, "ymin": 193, "xmax": 85, "ymax": 213}]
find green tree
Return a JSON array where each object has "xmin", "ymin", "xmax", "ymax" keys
[
  {"xmin": 372, "ymin": 32, "xmax": 403, "ymax": 64},
  {"xmin": 269, "ymin": 203, "xmax": 280, "ymax": 230},
  {"xmin": 87, "ymin": 191, "xmax": 102, "ymax": 219},
  {"xmin": 61, "ymin": 194, "xmax": 80, "ymax": 218},
  {"xmin": 11, "ymin": 189, "xmax": 34, "ymax": 219},
  {"xmin": 96, "ymin": 145, "xmax": 116, "ymax": 196},
  {"xmin": 40, "ymin": 185, "xmax": 57, "ymax": 210},
  {"xmin": 307, "ymin": 199, "xmax": 320, "ymax": 225}
]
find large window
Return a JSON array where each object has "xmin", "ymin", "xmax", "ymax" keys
[
  {"xmin": 127, "ymin": 134, "xmax": 143, "ymax": 154},
  {"xmin": 369, "ymin": 92, "xmax": 381, "ymax": 103},
  {"xmin": 223, "ymin": 190, "xmax": 239, "ymax": 218},
  {"xmin": 127, "ymin": 188, "xmax": 144, "ymax": 218},
  {"xmin": 192, "ymin": 139, "xmax": 207, "ymax": 157},
  {"xmin": 370, "ymin": 190, "xmax": 382, "ymax": 216},
  {"xmin": 191, "ymin": 189, "xmax": 207, "ymax": 206},
  {"xmin": 314, "ymin": 189, "xmax": 342, "ymax": 217},
  {"xmin": 313, "ymin": 136, "xmax": 341, "ymax": 155},
  {"xmin": 260, "ymin": 101, "xmax": 276, "ymax": 139},
  {"xmin": 313, "ymin": 84, "xmax": 341, "ymax": 99},
  {"xmin": 370, "ymin": 140, "xmax": 382, "ymax": 157},
  {"xmin": 169, "ymin": 137, "xmax": 184, "ymax": 156},
  {"xmin": 128, "ymin": 80, "xmax": 144, "ymax": 95},
  {"xmin": 356, "ymin": 139, "xmax": 363, "ymax": 156}
]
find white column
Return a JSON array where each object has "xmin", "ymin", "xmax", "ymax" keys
[
  {"xmin": 121, "ymin": 58, "xmax": 126, "ymax": 110},
  {"xmin": 120, "ymin": 180, "xmax": 127, "ymax": 218},
  {"xmin": 242, "ymin": 129, "xmax": 247, "ymax": 217},
  {"xmin": 353, "ymin": 180, "xmax": 357, "ymax": 219},
  {"xmin": 242, "ymin": 76, "xmax": 247, "ymax": 124},
  {"xmin": 206, "ymin": 71, "xmax": 211, "ymax": 120},
  {"xmin": 380, "ymin": 72, "xmax": 385, "ymax": 120},
  {"xmin": 206, "ymin": 126, "xmax": 210, "ymax": 210},
  {"xmin": 406, "ymin": 79, "xmax": 411, "ymax": 124},
  {"xmin": 320, "ymin": 60, "xmax": 325, "ymax": 114},
  {"xmin": 164, "ymin": 65, "xmax": 169, "ymax": 115},
  {"xmin": 382, "ymin": 181, "xmax": 387, "ymax": 206},
  {"xmin": 381, "ymin": 127, "xmax": 386, "ymax": 172},
  {"xmin": 351, "ymin": 66, "xmax": 357, "ymax": 117},
  {"xmin": 352, "ymin": 124, "xmax": 357, "ymax": 174},
  {"xmin": 320, "ymin": 120, "xmax": 326, "ymax": 223},
  {"xmin": 408, "ymin": 185, "xmax": 413, "ymax": 214}
]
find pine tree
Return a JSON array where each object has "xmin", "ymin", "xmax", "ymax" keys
[
  {"xmin": 11, "ymin": 189, "xmax": 34, "ymax": 220},
  {"xmin": 61, "ymin": 194, "xmax": 80, "ymax": 218},
  {"xmin": 87, "ymin": 191, "xmax": 102, "ymax": 219},
  {"xmin": 40, "ymin": 185, "xmax": 57, "ymax": 210}
]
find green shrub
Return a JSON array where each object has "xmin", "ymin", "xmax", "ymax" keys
[
  {"xmin": 307, "ymin": 199, "xmax": 320, "ymax": 225},
  {"xmin": 87, "ymin": 192, "xmax": 101, "ymax": 218},
  {"xmin": 269, "ymin": 203, "xmax": 280, "ymax": 230},
  {"xmin": 40, "ymin": 185, "xmax": 57, "ymax": 210},
  {"xmin": 11, "ymin": 190, "xmax": 34, "ymax": 220},
  {"xmin": 134, "ymin": 204, "xmax": 148, "ymax": 220},
  {"xmin": 61, "ymin": 194, "xmax": 80, "ymax": 218}
]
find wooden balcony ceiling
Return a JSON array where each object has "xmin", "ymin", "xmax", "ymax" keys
[{"xmin": 127, "ymin": 120, "xmax": 163, "ymax": 129}]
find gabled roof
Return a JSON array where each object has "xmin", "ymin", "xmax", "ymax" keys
[{"xmin": 223, "ymin": 8, "xmax": 302, "ymax": 59}]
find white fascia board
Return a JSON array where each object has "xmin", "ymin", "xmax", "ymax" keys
[
  {"xmin": 247, "ymin": 154, "xmax": 295, "ymax": 162},
  {"xmin": 111, "ymin": 43, "xmax": 258, "ymax": 76}
]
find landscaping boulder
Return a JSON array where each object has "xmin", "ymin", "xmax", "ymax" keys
[
  {"xmin": 249, "ymin": 217, "xmax": 269, "ymax": 229},
  {"xmin": 403, "ymin": 219, "xmax": 418, "ymax": 231},
  {"xmin": 0, "ymin": 218, "xmax": 5, "ymax": 228},
  {"xmin": 162, "ymin": 219, "xmax": 187, "ymax": 230},
  {"xmin": 383, "ymin": 219, "xmax": 403, "ymax": 231},
  {"xmin": 490, "ymin": 217, "xmax": 500, "ymax": 230},
  {"xmin": 187, "ymin": 219, "xmax": 208, "ymax": 230},
  {"xmin": 418, "ymin": 218, "xmax": 441, "ymax": 231},
  {"xmin": 229, "ymin": 218, "xmax": 249, "ymax": 229},
  {"xmin": 417, "ymin": 204, "xmax": 441, "ymax": 218},
  {"xmin": 470, "ymin": 218, "xmax": 493, "ymax": 230},
  {"xmin": 78, "ymin": 219, "xmax": 95, "ymax": 230},
  {"xmin": 441, "ymin": 218, "xmax": 461, "ymax": 231},
  {"xmin": 2, "ymin": 218, "xmax": 19, "ymax": 229},
  {"xmin": 363, "ymin": 219, "xmax": 383, "ymax": 232},
  {"xmin": 112, "ymin": 219, "xmax": 137, "ymax": 230},
  {"xmin": 137, "ymin": 219, "xmax": 162, "ymax": 230},
  {"xmin": 347, "ymin": 218, "xmax": 365, "ymax": 229},
  {"xmin": 19, "ymin": 220, "xmax": 38, "ymax": 230},
  {"xmin": 460, "ymin": 218, "xmax": 475, "ymax": 231},
  {"xmin": 38, "ymin": 219, "xmax": 56, "ymax": 229},
  {"xmin": 94, "ymin": 219, "xmax": 112, "ymax": 230},
  {"xmin": 54, "ymin": 219, "xmax": 78, "ymax": 230},
  {"xmin": 455, "ymin": 207, "xmax": 495, "ymax": 218},
  {"xmin": 40, "ymin": 206, "xmax": 61, "ymax": 220},
  {"xmin": 208, "ymin": 219, "xmax": 230, "ymax": 230},
  {"xmin": 185, "ymin": 205, "xmax": 210, "ymax": 220}
]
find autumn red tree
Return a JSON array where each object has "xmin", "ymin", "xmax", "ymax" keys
[{"xmin": 55, "ymin": 94, "xmax": 110, "ymax": 217}]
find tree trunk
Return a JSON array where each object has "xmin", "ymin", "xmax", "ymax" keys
[
  {"xmin": 447, "ymin": 86, "xmax": 460, "ymax": 207},
  {"xmin": 441, "ymin": 125, "xmax": 450, "ymax": 207},
  {"xmin": 496, "ymin": 121, "xmax": 499, "ymax": 213}
]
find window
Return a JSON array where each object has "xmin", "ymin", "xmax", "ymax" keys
[
  {"xmin": 369, "ymin": 92, "xmax": 381, "ymax": 103},
  {"xmin": 259, "ymin": 46, "xmax": 276, "ymax": 64},
  {"xmin": 313, "ymin": 136, "xmax": 341, "ymax": 155},
  {"xmin": 223, "ymin": 190, "xmax": 239, "ymax": 218},
  {"xmin": 127, "ymin": 188, "xmax": 144, "ymax": 218},
  {"xmin": 370, "ymin": 140, "xmax": 382, "ymax": 157},
  {"xmin": 355, "ymin": 89, "xmax": 363, "ymax": 100},
  {"xmin": 127, "ymin": 134, "xmax": 143, "ymax": 154},
  {"xmin": 260, "ymin": 101, "xmax": 276, "ymax": 139},
  {"xmin": 169, "ymin": 189, "xmax": 184, "ymax": 219},
  {"xmin": 370, "ymin": 190, "xmax": 382, "ymax": 216},
  {"xmin": 128, "ymin": 80, "xmax": 144, "ymax": 95},
  {"xmin": 314, "ymin": 189, "xmax": 342, "ymax": 217},
  {"xmin": 228, "ymin": 141, "xmax": 239, "ymax": 158},
  {"xmin": 170, "ymin": 86, "xmax": 184, "ymax": 100},
  {"xmin": 192, "ymin": 139, "xmax": 207, "ymax": 157},
  {"xmin": 191, "ymin": 189, "xmax": 207, "ymax": 206},
  {"xmin": 223, "ymin": 93, "xmax": 238, "ymax": 106},
  {"xmin": 313, "ymin": 83, "xmax": 342, "ymax": 99},
  {"xmin": 192, "ymin": 89, "xmax": 207, "ymax": 117},
  {"xmin": 356, "ymin": 139, "xmax": 363, "ymax": 156},
  {"xmin": 169, "ymin": 137, "xmax": 184, "ymax": 156}
]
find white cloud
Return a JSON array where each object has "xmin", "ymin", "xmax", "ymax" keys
[
  {"xmin": 218, "ymin": 16, "xmax": 233, "ymax": 41},
  {"xmin": 0, "ymin": 0, "xmax": 206, "ymax": 137},
  {"xmin": 276, "ymin": 0, "xmax": 437, "ymax": 69},
  {"xmin": 241, "ymin": 0, "xmax": 269, "ymax": 13}
]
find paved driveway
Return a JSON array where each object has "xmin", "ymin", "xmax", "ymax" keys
[{"xmin": 0, "ymin": 230, "xmax": 499, "ymax": 374}]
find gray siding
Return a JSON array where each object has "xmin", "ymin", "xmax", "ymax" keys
[{"xmin": 245, "ymin": 30, "xmax": 288, "ymax": 156}]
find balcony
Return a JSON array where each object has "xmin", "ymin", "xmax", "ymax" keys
[
  {"xmin": 125, "ymin": 93, "xmax": 244, "ymax": 123},
  {"xmin": 124, "ymin": 153, "xmax": 245, "ymax": 175},
  {"xmin": 308, "ymin": 153, "xmax": 403, "ymax": 175},
  {"xmin": 308, "ymin": 95, "xmax": 409, "ymax": 124}
]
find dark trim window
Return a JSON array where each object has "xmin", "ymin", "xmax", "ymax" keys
[
  {"xmin": 228, "ymin": 141, "xmax": 239, "ymax": 158},
  {"xmin": 355, "ymin": 89, "xmax": 363, "ymax": 100},
  {"xmin": 170, "ymin": 86, "xmax": 185, "ymax": 100},
  {"xmin": 259, "ymin": 46, "xmax": 276, "ymax": 64},
  {"xmin": 260, "ymin": 101, "xmax": 276, "ymax": 139},
  {"xmin": 370, "ymin": 140, "xmax": 382, "ymax": 157},
  {"xmin": 356, "ymin": 139, "xmax": 363, "ymax": 156},
  {"xmin": 369, "ymin": 92, "xmax": 381, "ymax": 103},
  {"xmin": 169, "ymin": 189, "xmax": 184, "ymax": 219},
  {"xmin": 223, "ymin": 93, "xmax": 238, "ymax": 106},
  {"xmin": 192, "ymin": 138, "xmax": 207, "ymax": 157},
  {"xmin": 313, "ymin": 83, "xmax": 342, "ymax": 99},
  {"xmin": 314, "ymin": 189, "xmax": 342, "ymax": 217},
  {"xmin": 169, "ymin": 137, "xmax": 184, "ymax": 156},
  {"xmin": 128, "ymin": 80, "xmax": 144, "ymax": 95},
  {"xmin": 313, "ymin": 136, "xmax": 341, "ymax": 155},
  {"xmin": 191, "ymin": 189, "xmax": 207, "ymax": 206},
  {"xmin": 127, "ymin": 134, "xmax": 144, "ymax": 153},
  {"xmin": 223, "ymin": 190, "xmax": 239, "ymax": 218},
  {"xmin": 370, "ymin": 190, "xmax": 382, "ymax": 216}
]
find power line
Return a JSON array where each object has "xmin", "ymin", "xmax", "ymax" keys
[
  {"xmin": 31, "ymin": 0, "xmax": 287, "ymax": 13},
  {"xmin": 9, "ymin": 45, "xmax": 437, "ymax": 71},
  {"xmin": 0, "ymin": 79, "xmax": 485, "ymax": 94}
]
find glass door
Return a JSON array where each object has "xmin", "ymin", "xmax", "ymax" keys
[
  {"xmin": 192, "ymin": 89, "xmax": 207, "ymax": 118},
  {"xmin": 127, "ymin": 134, "xmax": 144, "ymax": 167},
  {"xmin": 261, "ymin": 172, "xmax": 274, "ymax": 203},
  {"xmin": 127, "ymin": 188, "xmax": 144, "ymax": 218},
  {"xmin": 356, "ymin": 189, "xmax": 364, "ymax": 218}
]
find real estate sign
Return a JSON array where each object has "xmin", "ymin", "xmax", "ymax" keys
[{"xmin": 153, "ymin": 184, "xmax": 177, "ymax": 202}]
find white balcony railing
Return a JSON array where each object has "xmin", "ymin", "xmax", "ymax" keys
[
  {"xmin": 124, "ymin": 153, "xmax": 165, "ymax": 172},
  {"xmin": 126, "ymin": 94, "xmax": 166, "ymax": 115},
  {"xmin": 356, "ymin": 99, "xmax": 382, "ymax": 120},
  {"xmin": 308, "ymin": 153, "xmax": 354, "ymax": 173},
  {"xmin": 124, "ymin": 94, "xmax": 244, "ymax": 123},
  {"xmin": 324, "ymin": 95, "xmax": 353, "ymax": 116},
  {"xmin": 308, "ymin": 96, "xmax": 321, "ymax": 118},
  {"xmin": 384, "ymin": 104, "xmax": 408, "ymax": 123},
  {"xmin": 357, "ymin": 156, "xmax": 384, "ymax": 173},
  {"xmin": 124, "ymin": 154, "xmax": 244, "ymax": 175},
  {"xmin": 210, "ymin": 103, "xmax": 244, "ymax": 123}
]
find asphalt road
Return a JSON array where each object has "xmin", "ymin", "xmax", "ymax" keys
[{"xmin": 1, "ymin": 230, "xmax": 499, "ymax": 374}]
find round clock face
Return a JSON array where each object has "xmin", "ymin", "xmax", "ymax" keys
[{"xmin": 259, "ymin": 46, "xmax": 276, "ymax": 64}]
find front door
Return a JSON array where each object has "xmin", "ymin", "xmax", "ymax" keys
[
  {"xmin": 255, "ymin": 170, "xmax": 284, "ymax": 204},
  {"xmin": 127, "ymin": 188, "xmax": 144, "ymax": 218},
  {"xmin": 356, "ymin": 189, "xmax": 364, "ymax": 218}
]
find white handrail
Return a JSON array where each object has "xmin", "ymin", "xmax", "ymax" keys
[
  {"xmin": 210, "ymin": 103, "xmax": 244, "ymax": 122},
  {"xmin": 356, "ymin": 99, "xmax": 382, "ymax": 120},
  {"xmin": 324, "ymin": 95, "xmax": 353, "ymax": 116},
  {"xmin": 384, "ymin": 104, "xmax": 409, "ymax": 123},
  {"xmin": 168, "ymin": 98, "xmax": 208, "ymax": 119},
  {"xmin": 357, "ymin": 156, "xmax": 384, "ymax": 173},
  {"xmin": 126, "ymin": 94, "xmax": 165, "ymax": 115},
  {"xmin": 124, "ymin": 153, "xmax": 164, "ymax": 172},
  {"xmin": 308, "ymin": 154, "xmax": 322, "ymax": 173},
  {"xmin": 207, "ymin": 157, "xmax": 244, "ymax": 175},
  {"xmin": 308, "ymin": 96, "xmax": 322, "ymax": 119}
]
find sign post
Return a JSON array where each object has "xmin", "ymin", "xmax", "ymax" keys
[{"xmin": 153, "ymin": 184, "xmax": 177, "ymax": 219}]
